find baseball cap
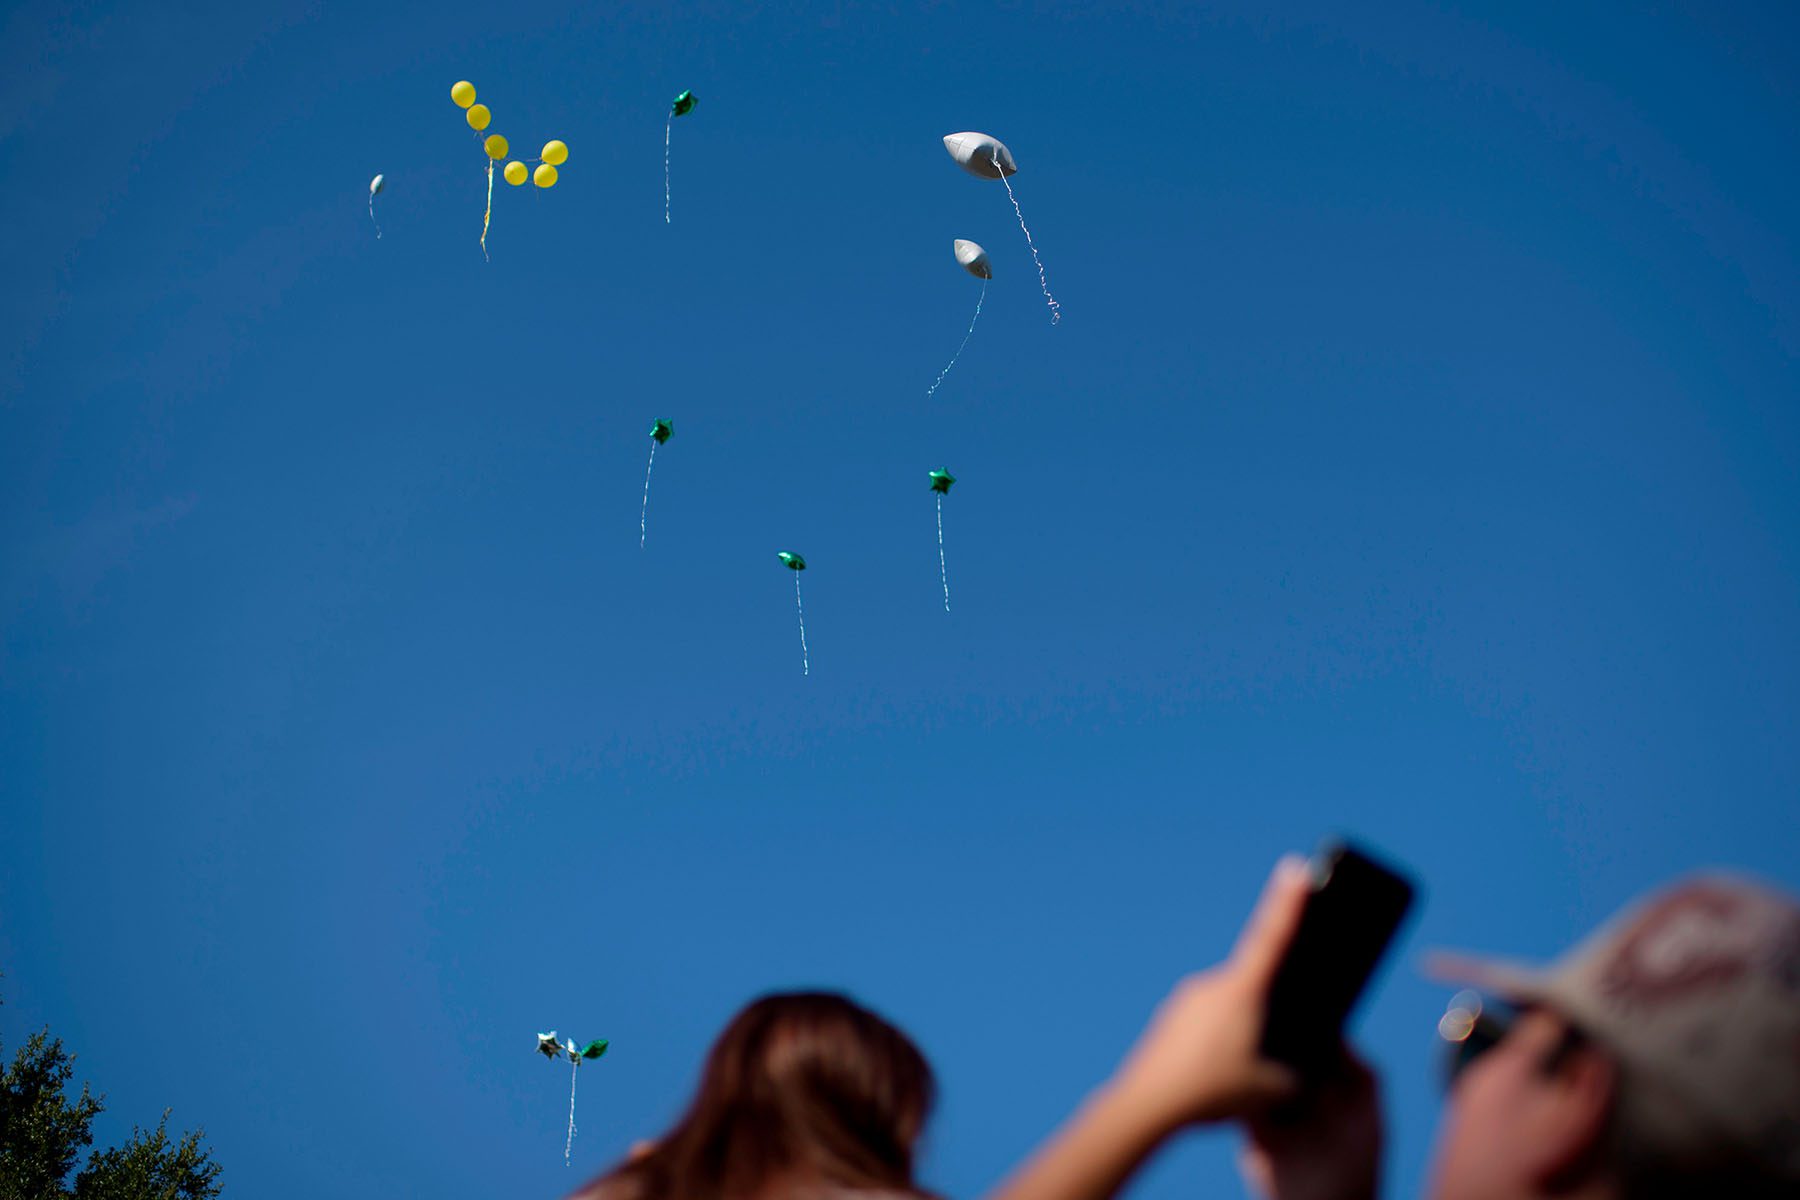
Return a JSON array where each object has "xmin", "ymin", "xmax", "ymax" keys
[{"xmin": 1428, "ymin": 873, "xmax": 1800, "ymax": 1181}]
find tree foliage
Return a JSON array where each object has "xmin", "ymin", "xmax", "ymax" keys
[
  {"xmin": 72, "ymin": 1115, "xmax": 221, "ymax": 1200},
  {"xmin": 0, "ymin": 1028, "xmax": 101, "ymax": 1200},
  {"xmin": 0, "ymin": 1001, "xmax": 220, "ymax": 1200}
]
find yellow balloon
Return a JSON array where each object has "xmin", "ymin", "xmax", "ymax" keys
[
  {"xmin": 484, "ymin": 134, "xmax": 509, "ymax": 160},
  {"xmin": 451, "ymin": 80, "xmax": 476, "ymax": 109},
  {"xmin": 503, "ymin": 160, "xmax": 528, "ymax": 185},
  {"xmin": 533, "ymin": 163, "xmax": 558, "ymax": 188},
  {"xmin": 466, "ymin": 104, "xmax": 490, "ymax": 131},
  {"xmin": 540, "ymin": 139, "xmax": 568, "ymax": 166}
]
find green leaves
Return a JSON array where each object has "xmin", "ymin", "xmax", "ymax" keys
[
  {"xmin": 1, "ymin": 1028, "xmax": 102, "ymax": 1199},
  {"xmin": 72, "ymin": 1114, "xmax": 221, "ymax": 1200},
  {"xmin": 1, "ymin": 1019, "xmax": 218, "ymax": 1200}
]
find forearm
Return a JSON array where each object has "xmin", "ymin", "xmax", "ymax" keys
[
  {"xmin": 986, "ymin": 862, "xmax": 1313, "ymax": 1200},
  {"xmin": 983, "ymin": 1082, "xmax": 1176, "ymax": 1200}
]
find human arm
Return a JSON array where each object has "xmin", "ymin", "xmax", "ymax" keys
[{"xmin": 982, "ymin": 858, "xmax": 1311, "ymax": 1200}]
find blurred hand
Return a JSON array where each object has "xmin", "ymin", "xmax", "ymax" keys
[
  {"xmin": 1106, "ymin": 856, "xmax": 1311, "ymax": 1131},
  {"xmin": 1239, "ymin": 1054, "xmax": 1382, "ymax": 1200}
]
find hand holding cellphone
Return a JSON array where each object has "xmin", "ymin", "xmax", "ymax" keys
[{"xmin": 1258, "ymin": 839, "xmax": 1417, "ymax": 1072}]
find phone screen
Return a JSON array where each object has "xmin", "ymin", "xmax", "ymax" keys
[{"xmin": 1258, "ymin": 840, "xmax": 1417, "ymax": 1071}]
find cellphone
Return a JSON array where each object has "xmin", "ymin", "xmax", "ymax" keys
[{"xmin": 1258, "ymin": 839, "xmax": 1417, "ymax": 1071}]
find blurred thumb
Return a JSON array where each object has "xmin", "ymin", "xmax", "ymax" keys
[{"xmin": 1232, "ymin": 855, "xmax": 1311, "ymax": 985}]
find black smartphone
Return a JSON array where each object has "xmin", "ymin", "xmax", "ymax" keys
[{"xmin": 1258, "ymin": 839, "xmax": 1417, "ymax": 1071}]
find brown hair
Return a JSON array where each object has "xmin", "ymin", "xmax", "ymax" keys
[{"xmin": 573, "ymin": 992, "xmax": 937, "ymax": 1200}]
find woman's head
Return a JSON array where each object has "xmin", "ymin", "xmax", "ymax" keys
[{"xmin": 578, "ymin": 991, "xmax": 936, "ymax": 1200}]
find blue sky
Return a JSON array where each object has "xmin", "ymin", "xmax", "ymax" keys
[{"xmin": 2, "ymin": 2, "xmax": 1797, "ymax": 1197}]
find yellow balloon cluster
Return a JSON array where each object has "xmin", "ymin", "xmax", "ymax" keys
[{"xmin": 450, "ymin": 80, "xmax": 570, "ymax": 255}]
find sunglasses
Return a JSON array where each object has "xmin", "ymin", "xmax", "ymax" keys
[
  {"xmin": 1436, "ymin": 990, "xmax": 1516, "ymax": 1088},
  {"xmin": 1437, "ymin": 991, "xmax": 1590, "ymax": 1090}
]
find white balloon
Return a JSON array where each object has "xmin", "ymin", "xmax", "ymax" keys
[
  {"xmin": 953, "ymin": 239, "xmax": 991, "ymax": 279},
  {"xmin": 369, "ymin": 173, "xmax": 385, "ymax": 196},
  {"xmin": 942, "ymin": 131, "xmax": 1016, "ymax": 179}
]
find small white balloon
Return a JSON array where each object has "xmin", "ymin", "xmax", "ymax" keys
[
  {"xmin": 942, "ymin": 132, "xmax": 1016, "ymax": 179},
  {"xmin": 953, "ymin": 239, "xmax": 992, "ymax": 279},
  {"xmin": 367, "ymin": 175, "xmax": 387, "ymax": 239},
  {"xmin": 927, "ymin": 241, "xmax": 993, "ymax": 399}
]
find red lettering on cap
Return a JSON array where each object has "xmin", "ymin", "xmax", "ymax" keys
[{"xmin": 1600, "ymin": 885, "xmax": 1755, "ymax": 1010}]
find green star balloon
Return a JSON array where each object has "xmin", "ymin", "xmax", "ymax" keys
[
  {"xmin": 538, "ymin": 1030, "xmax": 611, "ymax": 1167},
  {"xmin": 779, "ymin": 553, "xmax": 811, "ymax": 674},
  {"xmin": 641, "ymin": 421, "xmax": 675, "ymax": 547},
  {"xmin": 665, "ymin": 92, "xmax": 698, "ymax": 223},
  {"xmin": 929, "ymin": 471, "xmax": 957, "ymax": 611}
]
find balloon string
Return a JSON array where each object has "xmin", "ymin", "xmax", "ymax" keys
[
  {"xmin": 664, "ymin": 114, "xmax": 674, "ymax": 224},
  {"xmin": 925, "ymin": 278, "xmax": 985, "ymax": 399},
  {"xmin": 565, "ymin": 1058, "xmax": 578, "ymax": 1167},
  {"xmin": 481, "ymin": 160, "xmax": 494, "ymax": 262},
  {"xmin": 937, "ymin": 494, "xmax": 951, "ymax": 612},
  {"xmin": 795, "ymin": 574, "xmax": 809, "ymax": 677},
  {"xmin": 994, "ymin": 151, "xmax": 1059, "ymax": 324},
  {"xmin": 369, "ymin": 194, "xmax": 381, "ymax": 240},
  {"xmin": 640, "ymin": 440, "xmax": 657, "ymax": 548}
]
